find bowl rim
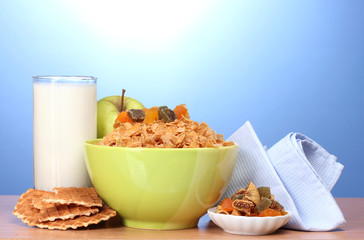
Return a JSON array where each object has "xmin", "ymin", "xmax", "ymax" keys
[
  {"xmin": 85, "ymin": 139, "xmax": 238, "ymax": 151},
  {"xmin": 208, "ymin": 207, "xmax": 292, "ymax": 220}
]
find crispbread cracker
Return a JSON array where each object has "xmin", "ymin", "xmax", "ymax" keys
[
  {"xmin": 43, "ymin": 187, "xmax": 102, "ymax": 207},
  {"xmin": 13, "ymin": 188, "xmax": 116, "ymax": 230},
  {"xmin": 32, "ymin": 197, "xmax": 99, "ymax": 222}
]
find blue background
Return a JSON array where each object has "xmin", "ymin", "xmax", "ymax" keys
[{"xmin": 0, "ymin": 1, "xmax": 363, "ymax": 196}]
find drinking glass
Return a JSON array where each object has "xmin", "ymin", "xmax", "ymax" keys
[{"xmin": 33, "ymin": 76, "xmax": 97, "ymax": 191}]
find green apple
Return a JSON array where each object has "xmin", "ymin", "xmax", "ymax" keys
[{"xmin": 97, "ymin": 95, "xmax": 144, "ymax": 138}]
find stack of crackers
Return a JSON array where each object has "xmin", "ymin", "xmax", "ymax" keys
[{"xmin": 13, "ymin": 187, "xmax": 116, "ymax": 230}]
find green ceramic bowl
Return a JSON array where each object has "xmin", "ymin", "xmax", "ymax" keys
[{"xmin": 84, "ymin": 139, "xmax": 238, "ymax": 230}]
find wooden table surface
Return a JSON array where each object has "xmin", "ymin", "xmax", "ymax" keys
[{"xmin": 1, "ymin": 196, "xmax": 363, "ymax": 239}]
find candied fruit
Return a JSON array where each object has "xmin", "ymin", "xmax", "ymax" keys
[
  {"xmin": 215, "ymin": 182, "xmax": 287, "ymax": 218},
  {"xmin": 254, "ymin": 197, "xmax": 272, "ymax": 214},
  {"xmin": 258, "ymin": 208, "xmax": 282, "ymax": 217},
  {"xmin": 117, "ymin": 111, "xmax": 133, "ymax": 123},
  {"xmin": 144, "ymin": 107, "xmax": 159, "ymax": 124},
  {"xmin": 174, "ymin": 104, "xmax": 189, "ymax": 119},
  {"xmin": 220, "ymin": 198, "xmax": 234, "ymax": 213}
]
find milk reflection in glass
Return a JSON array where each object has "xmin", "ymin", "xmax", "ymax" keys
[{"xmin": 33, "ymin": 76, "xmax": 97, "ymax": 191}]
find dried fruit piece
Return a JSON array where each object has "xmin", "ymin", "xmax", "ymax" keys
[
  {"xmin": 231, "ymin": 194, "xmax": 244, "ymax": 201},
  {"xmin": 174, "ymin": 104, "xmax": 189, "ymax": 119},
  {"xmin": 127, "ymin": 109, "xmax": 145, "ymax": 122},
  {"xmin": 159, "ymin": 106, "xmax": 176, "ymax": 123},
  {"xmin": 254, "ymin": 197, "xmax": 272, "ymax": 214},
  {"xmin": 215, "ymin": 205, "xmax": 229, "ymax": 214},
  {"xmin": 117, "ymin": 111, "xmax": 133, "ymax": 123},
  {"xmin": 220, "ymin": 198, "xmax": 234, "ymax": 213},
  {"xmin": 270, "ymin": 200, "xmax": 285, "ymax": 213},
  {"xmin": 159, "ymin": 106, "xmax": 168, "ymax": 111},
  {"xmin": 216, "ymin": 182, "xmax": 287, "ymax": 217},
  {"xmin": 230, "ymin": 188, "xmax": 246, "ymax": 200},
  {"xmin": 249, "ymin": 212, "xmax": 259, "ymax": 217},
  {"xmin": 144, "ymin": 107, "xmax": 159, "ymax": 124},
  {"xmin": 232, "ymin": 199, "xmax": 254, "ymax": 215},
  {"xmin": 231, "ymin": 209, "xmax": 243, "ymax": 216},
  {"xmin": 258, "ymin": 187, "xmax": 271, "ymax": 199},
  {"xmin": 245, "ymin": 182, "xmax": 260, "ymax": 205},
  {"xmin": 259, "ymin": 208, "xmax": 282, "ymax": 217}
]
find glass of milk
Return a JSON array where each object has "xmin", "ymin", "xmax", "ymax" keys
[{"xmin": 33, "ymin": 76, "xmax": 97, "ymax": 191}]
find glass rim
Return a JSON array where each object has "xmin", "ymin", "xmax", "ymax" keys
[{"xmin": 33, "ymin": 75, "xmax": 97, "ymax": 83}]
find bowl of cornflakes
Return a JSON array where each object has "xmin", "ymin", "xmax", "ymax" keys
[{"xmin": 84, "ymin": 105, "xmax": 238, "ymax": 230}]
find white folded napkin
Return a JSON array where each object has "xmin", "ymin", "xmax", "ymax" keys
[{"xmin": 222, "ymin": 121, "xmax": 346, "ymax": 231}]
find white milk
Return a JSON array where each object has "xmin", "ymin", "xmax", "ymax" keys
[{"xmin": 33, "ymin": 76, "xmax": 97, "ymax": 191}]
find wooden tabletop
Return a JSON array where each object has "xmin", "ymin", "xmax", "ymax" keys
[{"xmin": 1, "ymin": 196, "xmax": 363, "ymax": 239}]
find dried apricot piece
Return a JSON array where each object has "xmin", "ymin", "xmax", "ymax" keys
[
  {"xmin": 220, "ymin": 197, "xmax": 234, "ymax": 213},
  {"xmin": 258, "ymin": 208, "xmax": 281, "ymax": 217},
  {"xmin": 174, "ymin": 104, "xmax": 189, "ymax": 119},
  {"xmin": 117, "ymin": 111, "xmax": 133, "ymax": 123},
  {"xmin": 144, "ymin": 107, "xmax": 159, "ymax": 124}
]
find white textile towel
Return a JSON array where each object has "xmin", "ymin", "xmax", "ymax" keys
[{"xmin": 223, "ymin": 121, "xmax": 346, "ymax": 231}]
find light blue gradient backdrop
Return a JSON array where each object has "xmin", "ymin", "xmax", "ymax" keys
[{"xmin": 0, "ymin": 1, "xmax": 363, "ymax": 196}]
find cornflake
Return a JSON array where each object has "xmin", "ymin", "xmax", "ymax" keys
[{"xmin": 98, "ymin": 118, "xmax": 235, "ymax": 148}]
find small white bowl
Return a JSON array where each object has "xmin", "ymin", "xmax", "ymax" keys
[{"xmin": 207, "ymin": 207, "xmax": 291, "ymax": 235}]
